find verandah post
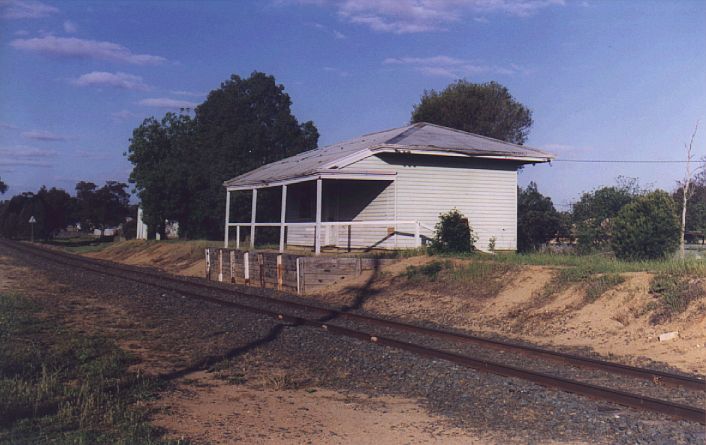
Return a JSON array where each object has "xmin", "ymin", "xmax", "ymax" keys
[
  {"xmin": 315, "ymin": 178, "xmax": 322, "ymax": 255},
  {"xmin": 279, "ymin": 185, "xmax": 287, "ymax": 253},
  {"xmin": 224, "ymin": 190, "xmax": 231, "ymax": 248},
  {"xmin": 250, "ymin": 188, "xmax": 257, "ymax": 249}
]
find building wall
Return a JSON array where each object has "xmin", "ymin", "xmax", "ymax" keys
[
  {"xmin": 279, "ymin": 153, "xmax": 519, "ymax": 251},
  {"xmin": 341, "ymin": 153, "xmax": 519, "ymax": 251}
]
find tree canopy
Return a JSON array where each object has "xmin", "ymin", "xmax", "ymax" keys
[
  {"xmin": 127, "ymin": 71, "xmax": 319, "ymax": 239},
  {"xmin": 517, "ymin": 182, "xmax": 561, "ymax": 252},
  {"xmin": 572, "ymin": 178, "xmax": 642, "ymax": 253},
  {"xmin": 411, "ymin": 80, "xmax": 533, "ymax": 144},
  {"xmin": 0, "ymin": 177, "xmax": 7, "ymax": 194}
]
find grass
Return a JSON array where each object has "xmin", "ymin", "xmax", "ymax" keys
[
  {"xmin": 0, "ymin": 293, "xmax": 178, "ymax": 444},
  {"xmin": 585, "ymin": 274, "xmax": 625, "ymax": 302},
  {"xmin": 649, "ymin": 274, "xmax": 705, "ymax": 322},
  {"xmin": 403, "ymin": 260, "xmax": 514, "ymax": 298},
  {"xmin": 482, "ymin": 251, "xmax": 706, "ymax": 276}
]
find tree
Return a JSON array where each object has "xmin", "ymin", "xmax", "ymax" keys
[
  {"xmin": 185, "ymin": 72, "xmax": 317, "ymax": 238},
  {"xmin": 127, "ymin": 113, "xmax": 195, "ymax": 238},
  {"xmin": 411, "ymin": 80, "xmax": 533, "ymax": 144},
  {"xmin": 611, "ymin": 191, "xmax": 680, "ymax": 260},
  {"xmin": 517, "ymin": 182, "xmax": 561, "ymax": 252},
  {"xmin": 73, "ymin": 181, "xmax": 130, "ymax": 233},
  {"xmin": 36, "ymin": 186, "xmax": 74, "ymax": 236},
  {"xmin": 676, "ymin": 123, "xmax": 704, "ymax": 257},
  {"xmin": 572, "ymin": 178, "xmax": 641, "ymax": 253},
  {"xmin": 127, "ymin": 72, "xmax": 318, "ymax": 240},
  {"xmin": 674, "ymin": 170, "xmax": 706, "ymax": 242},
  {"xmin": 431, "ymin": 208, "xmax": 475, "ymax": 253},
  {"xmin": 0, "ymin": 177, "xmax": 7, "ymax": 194}
]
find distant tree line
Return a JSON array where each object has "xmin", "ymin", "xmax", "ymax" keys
[
  {"xmin": 127, "ymin": 71, "xmax": 319, "ymax": 240},
  {"xmin": 516, "ymin": 173, "xmax": 705, "ymax": 259},
  {"xmin": 0, "ymin": 181, "xmax": 131, "ymax": 240}
]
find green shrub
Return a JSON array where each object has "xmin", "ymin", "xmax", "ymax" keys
[
  {"xmin": 611, "ymin": 191, "xmax": 680, "ymax": 260},
  {"xmin": 430, "ymin": 209, "xmax": 475, "ymax": 253}
]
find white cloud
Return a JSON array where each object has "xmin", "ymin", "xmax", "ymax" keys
[
  {"xmin": 169, "ymin": 90, "xmax": 206, "ymax": 97},
  {"xmin": 323, "ymin": 66, "xmax": 350, "ymax": 77},
  {"xmin": 111, "ymin": 110, "xmax": 140, "ymax": 121},
  {"xmin": 63, "ymin": 19, "xmax": 77, "ymax": 33},
  {"xmin": 21, "ymin": 130, "xmax": 70, "ymax": 141},
  {"xmin": 0, "ymin": 146, "xmax": 56, "ymax": 157},
  {"xmin": 72, "ymin": 71, "xmax": 149, "ymax": 91},
  {"xmin": 0, "ymin": 122, "xmax": 18, "ymax": 130},
  {"xmin": 292, "ymin": 0, "xmax": 563, "ymax": 33},
  {"xmin": 384, "ymin": 55, "xmax": 525, "ymax": 78},
  {"xmin": 75, "ymin": 149, "xmax": 111, "ymax": 161},
  {"xmin": 138, "ymin": 98, "xmax": 197, "ymax": 109},
  {"xmin": 333, "ymin": 29, "xmax": 346, "ymax": 39},
  {"xmin": 10, "ymin": 36, "xmax": 167, "ymax": 65},
  {"xmin": 0, "ymin": 0, "xmax": 58, "ymax": 20},
  {"xmin": 0, "ymin": 145, "xmax": 56, "ymax": 168}
]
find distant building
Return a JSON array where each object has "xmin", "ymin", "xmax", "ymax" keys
[{"xmin": 223, "ymin": 122, "xmax": 554, "ymax": 254}]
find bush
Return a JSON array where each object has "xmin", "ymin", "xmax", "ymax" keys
[
  {"xmin": 611, "ymin": 191, "xmax": 680, "ymax": 260},
  {"xmin": 431, "ymin": 209, "xmax": 475, "ymax": 253}
]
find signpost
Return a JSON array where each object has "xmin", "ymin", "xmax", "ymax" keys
[{"xmin": 28, "ymin": 216, "xmax": 36, "ymax": 242}]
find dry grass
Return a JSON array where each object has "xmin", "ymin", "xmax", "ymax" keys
[{"xmin": 0, "ymin": 293, "xmax": 176, "ymax": 444}]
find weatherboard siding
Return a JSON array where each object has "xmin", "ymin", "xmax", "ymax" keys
[{"xmin": 342, "ymin": 154, "xmax": 519, "ymax": 251}]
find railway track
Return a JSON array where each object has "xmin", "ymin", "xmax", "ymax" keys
[{"xmin": 2, "ymin": 239, "xmax": 704, "ymax": 424}]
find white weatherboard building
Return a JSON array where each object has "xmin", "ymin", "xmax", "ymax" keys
[{"xmin": 223, "ymin": 122, "xmax": 554, "ymax": 254}]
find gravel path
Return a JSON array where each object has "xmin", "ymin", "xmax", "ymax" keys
[{"xmin": 1, "ymin": 243, "xmax": 704, "ymax": 444}]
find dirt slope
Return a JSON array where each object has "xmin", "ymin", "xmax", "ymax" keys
[{"xmin": 84, "ymin": 241, "xmax": 705, "ymax": 373}]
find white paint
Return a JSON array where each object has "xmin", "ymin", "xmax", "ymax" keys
[{"xmin": 250, "ymin": 189, "xmax": 257, "ymax": 249}]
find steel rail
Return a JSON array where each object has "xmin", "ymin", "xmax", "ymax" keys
[
  {"xmin": 8, "ymin": 239, "xmax": 703, "ymax": 392},
  {"xmin": 3, "ymin": 240, "xmax": 703, "ymax": 424}
]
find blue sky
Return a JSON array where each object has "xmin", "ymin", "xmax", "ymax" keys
[{"xmin": 1, "ymin": 0, "xmax": 704, "ymax": 210}]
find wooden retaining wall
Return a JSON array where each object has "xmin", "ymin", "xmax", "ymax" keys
[{"xmin": 205, "ymin": 248, "xmax": 396, "ymax": 294}]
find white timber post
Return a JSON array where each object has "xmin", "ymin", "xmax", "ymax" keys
[
  {"xmin": 244, "ymin": 251, "xmax": 250, "ymax": 285},
  {"xmin": 315, "ymin": 178, "xmax": 322, "ymax": 255},
  {"xmin": 224, "ymin": 190, "xmax": 231, "ymax": 248},
  {"xmin": 279, "ymin": 185, "xmax": 287, "ymax": 253},
  {"xmin": 236, "ymin": 226, "xmax": 240, "ymax": 250},
  {"xmin": 250, "ymin": 188, "xmax": 257, "ymax": 249},
  {"xmin": 414, "ymin": 221, "xmax": 421, "ymax": 247}
]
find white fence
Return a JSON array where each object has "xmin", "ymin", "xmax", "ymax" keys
[{"xmin": 225, "ymin": 220, "xmax": 434, "ymax": 252}]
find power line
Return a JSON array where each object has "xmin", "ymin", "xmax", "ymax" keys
[{"xmin": 552, "ymin": 159, "xmax": 696, "ymax": 164}]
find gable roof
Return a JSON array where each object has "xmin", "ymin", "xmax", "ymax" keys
[{"xmin": 224, "ymin": 122, "xmax": 554, "ymax": 189}]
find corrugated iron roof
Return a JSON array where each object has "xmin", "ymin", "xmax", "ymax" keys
[{"xmin": 224, "ymin": 122, "xmax": 554, "ymax": 188}]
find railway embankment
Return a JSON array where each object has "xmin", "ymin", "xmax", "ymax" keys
[{"xmin": 82, "ymin": 240, "xmax": 706, "ymax": 374}]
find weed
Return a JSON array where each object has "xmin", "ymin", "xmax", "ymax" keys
[
  {"xmin": 585, "ymin": 274, "xmax": 625, "ymax": 302},
  {"xmin": 649, "ymin": 274, "xmax": 705, "ymax": 322},
  {"xmin": 403, "ymin": 261, "xmax": 447, "ymax": 281}
]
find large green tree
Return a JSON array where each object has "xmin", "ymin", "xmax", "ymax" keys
[
  {"xmin": 128, "ymin": 71, "xmax": 319, "ymax": 239},
  {"xmin": 128, "ymin": 113, "xmax": 195, "ymax": 237},
  {"xmin": 411, "ymin": 80, "xmax": 533, "ymax": 144},
  {"xmin": 517, "ymin": 182, "xmax": 561, "ymax": 252}
]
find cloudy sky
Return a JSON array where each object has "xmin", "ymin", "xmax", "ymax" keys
[{"xmin": 0, "ymin": 0, "xmax": 704, "ymax": 209}]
